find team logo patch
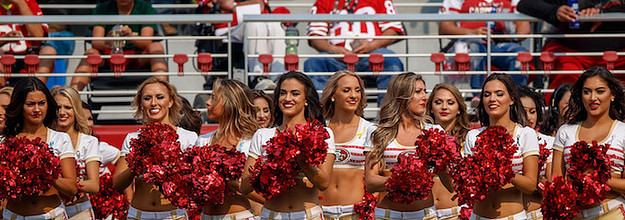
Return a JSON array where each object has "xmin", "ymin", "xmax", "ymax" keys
[
  {"xmin": 335, "ymin": 147, "xmax": 350, "ymax": 163},
  {"xmin": 398, "ymin": 150, "xmax": 417, "ymax": 162}
]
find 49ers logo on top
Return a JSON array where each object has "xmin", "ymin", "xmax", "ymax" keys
[
  {"xmin": 308, "ymin": 0, "xmax": 404, "ymax": 47},
  {"xmin": 335, "ymin": 146, "xmax": 351, "ymax": 163},
  {"xmin": 397, "ymin": 150, "xmax": 417, "ymax": 162}
]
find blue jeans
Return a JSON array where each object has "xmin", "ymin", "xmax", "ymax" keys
[
  {"xmin": 461, "ymin": 39, "xmax": 528, "ymax": 89},
  {"xmin": 304, "ymin": 48, "xmax": 403, "ymax": 104}
]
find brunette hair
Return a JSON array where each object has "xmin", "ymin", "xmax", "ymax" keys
[
  {"xmin": 4, "ymin": 78, "xmax": 58, "ymax": 137},
  {"xmin": 252, "ymin": 89, "xmax": 275, "ymax": 127},
  {"xmin": 367, "ymin": 72, "xmax": 432, "ymax": 169},
  {"xmin": 426, "ymin": 83, "xmax": 470, "ymax": 144},
  {"xmin": 320, "ymin": 70, "xmax": 367, "ymax": 119},
  {"xmin": 211, "ymin": 78, "xmax": 260, "ymax": 143},
  {"xmin": 50, "ymin": 86, "xmax": 90, "ymax": 134},
  {"xmin": 540, "ymin": 83, "xmax": 572, "ymax": 135},
  {"xmin": 518, "ymin": 85, "xmax": 546, "ymax": 129},
  {"xmin": 564, "ymin": 67, "xmax": 625, "ymax": 124},
  {"xmin": 178, "ymin": 96, "xmax": 202, "ymax": 135},
  {"xmin": 476, "ymin": 73, "xmax": 529, "ymax": 127},
  {"xmin": 132, "ymin": 77, "xmax": 183, "ymax": 125},
  {"xmin": 273, "ymin": 71, "xmax": 325, "ymax": 126}
]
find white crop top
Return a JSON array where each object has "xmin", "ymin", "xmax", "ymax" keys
[
  {"xmin": 363, "ymin": 123, "xmax": 444, "ymax": 171},
  {"xmin": 74, "ymin": 133, "xmax": 101, "ymax": 178},
  {"xmin": 554, "ymin": 121, "xmax": 625, "ymax": 173},
  {"xmin": 196, "ymin": 131, "xmax": 252, "ymax": 157},
  {"xmin": 538, "ymin": 132, "xmax": 555, "ymax": 178},
  {"xmin": 120, "ymin": 127, "xmax": 198, "ymax": 156},
  {"xmin": 331, "ymin": 118, "xmax": 375, "ymax": 170},
  {"xmin": 47, "ymin": 128, "xmax": 76, "ymax": 160},
  {"xmin": 464, "ymin": 125, "xmax": 540, "ymax": 174},
  {"xmin": 247, "ymin": 127, "xmax": 336, "ymax": 159},
  {"xmin": 98, "ymin": 141, "xmax": 121, "ymax": 176}
]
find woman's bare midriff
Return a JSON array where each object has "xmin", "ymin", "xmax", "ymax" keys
[
  {"xmin": 202, "ymin": 193, "xmax": 251, "ymax": 215},
  {"xmin": 433, "ymin": 177, "xmax": 458, "ymax": 210},
  {"xmin": 5, "ymin": 188, "xmax": 62, "ymax": 216},
  {"xmin": 377, "ymin": 171, "xmax": 434, "ymax": 211},
  {"xmin": 473, "ymin": 184, "xmax": 524, "ymax": 218},
  {"xmin": 579, "ymin": 191, "xmax": 621, "ymax": 210},
  {"xmin": 319, "ymin": 169, "xmax": 364, "ymax": 206},
  {"xmin": 263, "ymin": 179, "xmax": 321, "ymax": 212},
  {"xmin": 130, "ymin": 179, "xmax": 178, "ymax": 212},
  {"xmin": 65, "ymin": 193, "xmax": 89, "ymax": 207},
  {"xmin": 523, "ymin": 191, "xmax": 541, "ymax": 212}
]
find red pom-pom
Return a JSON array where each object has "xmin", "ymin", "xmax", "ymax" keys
[
  {"xmin": 537, "ymin": 140, "xmax": 550, "ymax": 175},
  {"xmin": 126, "ymin": 122, "xmax": 180, "ymax": 177},
  {"xmin": 541, "ymin": 176, "xmax": 578, "ymax": 220},
  {"xmin": 90, "ymin": 173, "xmax": 129, "ymax": 219},
  {"xmin": 250, "ymin": 119, "xmax": 329, "ymax": 199},
  {"xmin": 385, "ymin": 154, "xmax": 433, "ymax": 204},
  {"xmin": 449, "ymin": 126, "xmax": 517, "ymax": 208},
  {"xmin": 567, "ymin": 141, "xmax": 612, "ymax": 206},
  {"xmin": 414, "ymin": 128, "xmax": 462, "ymax": 173},
  {"xmin": 0, "ymin": 137, "xmax": 61, "ymax": 199},
  {"xmin": 354, "ymin": 192, "xmax": 377, "ymax": 220}
]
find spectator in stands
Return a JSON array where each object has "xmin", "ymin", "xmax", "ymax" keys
[
  {"xmin": 304, "ymin": 0, "xmax": 405, "ymax": 101},
  {"xmin": 439, "ymin": 0, "xmax": 530, "ymax": 100},
  {"xmin": 0, "ymin": 0, "xmax": 57, "ymax": 86},
  {"xmin": 518, "ymin": 0, "xmax": 625, "ymax": 91},
  {"xmin": 70, "ymin": 0, "xmax": 168, "ymax": 91}
]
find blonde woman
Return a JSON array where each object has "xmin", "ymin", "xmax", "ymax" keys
[
  {"xmin": 113, "ymin": 77, "xmax": 198, "ymax": 220},
  {"xmin": 3, "ymin": 78, "xmax": 77, "ymax": 219},
  {"xmin": 195, "ymin": 79, "xmax": 263, "ymax": 219},
  {"xmin": 364, "ymin": 72, "xmax": 441, "ymax": 220},
  {"xmin": 425, "ymin": 83, "xmax": 470, "ymax": 220},
  {"xmin": 241, "ymin": 71, "xmax": 336, "ymax": 220},
  {"xmin": 51, "ymin": 86, "xmax": 101, "ymax": 219},
  {"xmin": 319, "ymin": 70, "xmax": 374, "ymax": 219},
  {"xmin": 0, "ymin": 86, "xmax": 13, "ymax": 137}
]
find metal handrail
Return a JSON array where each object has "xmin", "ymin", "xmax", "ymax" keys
[{"xmin": 37, "ymin": 3, "xmax": 443, "ymax": 10}]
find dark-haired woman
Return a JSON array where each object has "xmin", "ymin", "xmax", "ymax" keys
[
  {"xmin": 540, "ymin": 83, "xmax": 572, "ymax": 136},
  {"xmin": 552, "ymin": 67, "xmax": 625, "ymax": 219},
  {"xmin": 252, "ymin": 90, "xmax": 274, "ymax": 128},
  {"xmin": 465, "ymin": 73, "xmax": 539, "ymax": 219},
  {"xmin": 2, "ymin": 78, "xmax": 78, "ymax": 219},
  {"xmin": 518, "ymin": 85, "xmax": 554, "ymax": 219},
  {"xmin": 319, "ymin": 70, "xmax": 374, "ymax": 219},
  {"xmin": 241, "ymin": 71, "xmax": 336, "ymax": 220},
  {"xmin": 426, "ymin": 83, "xmax": 470, "ymax": 220},
  {"xmin": 113, "ymin": 77, "xmax": 197, "ymax": 219},
  {"xmin": 365, "ymin": 72, "xmax": 441, "ymax": 220}
]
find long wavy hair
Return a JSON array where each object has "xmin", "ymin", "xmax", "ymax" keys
[
  {"xmin": 252, "ymin": 89, "xmax": 275, "ymax": 127},
  {"xmin": 273, "ymin": 71, "xmax": 325, "ymax": 126},
  {"xmin": 518, "ymin": 85, "xmax": 546, "ymax": 130},
  {"xmin": 564, "ymin": 67, "xmax": 625, "ymax": 124},
  {"xmin": 426, "ymin": 83, "xmax": 470, "ymax": 144},
  {"xmin": 51, "ymin": 86, "xmax": 90, "ymax": 134},
  {"xmin": 211, "ymin": 78, "xmax": 260, "ymax": 144},
  {"xmin": 178, "ymin": 96, "xmax": 202, "ymax": 135},
  {"xmin": 132, "ymin": 77, "xmax": 183, "ymax": 125},
  {"xmin": 320, "ymin": 70, "xmax": 367, "ymax": 119},
  {"xmin": 4, "ymin": 78, "xmax": 58, "ymax": 138},
  {"xmin": 366, "ymin": 72, "xmax": 432, "ymax": 169},
  {"xmin": 476, "ymin": 73, "xmax": 529, "ymax": 127},
  {"xmin": 540, "ymin": 83, "xmax": 572, "ymax": 135}
]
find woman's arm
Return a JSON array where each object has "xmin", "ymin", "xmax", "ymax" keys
[
  {"xmin": 112, "ymin": 157, "xmax": 135, "ymax": 193},
  {"xmin": 297, "ymin": 154, "xmax": 335, "ymax": 191},
  {"xmin": 54, "ymin": 158, "xmax": 79, "ymax": 197},
  {"xmin": 551, "ymin": 149, "xmax": 564, "ymax": 179},
  {"xmin": 607, "ymin": 172, "xmax": 625, "ymax": 193},
  {"xmin": 78, "ymin": 161, "xmax": 100, "ymax": 194},
  {"xmin": 364, "ymin": 161, "xmax": 389, "ymax": 192},
  {"xmin": 511, "ymin": 155, "xmax": 539, "ymax": 194},
  {"xmin": 240, "ymin": 157, "xmax": 256, "ymax": 195}
]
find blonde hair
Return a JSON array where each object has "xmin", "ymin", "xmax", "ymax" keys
[
  {"xmin": 320, "ymin": 70, "xmax": 367, "ymax": 119},
  {"xmin": 133, "ymin": 77, "xmax": 183, "ymax": 125},
  {"xmin": 0, "ymin": 87, "xmax": 13, "ymax": 97},
  {"xmin": 366, "ymin": 72, "xmax": 432, "ymax": 170},
  {"xmin": 211, "ymin": 78, "xmax": 260, "ymax": 144},
  {"xmin": 50, "ymin": 86, "xmax": 90, "ymax": 134},
  {"xmin": 426, "ymin": 83, "xmax": 470, "ymax": 144}
]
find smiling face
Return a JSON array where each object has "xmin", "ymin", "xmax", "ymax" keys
[
  {"xmin": 520, "ymin": 96, "xmax": 537, "ymax": 129},
  {"xmin": 482, "ymin": 79, "xmax": 514, "ymax": 121},
  {"xmin": 0, "ymin": 93, "xmax": 10, "ymax": 130},
  {"xmin": 23, "ymin": 90, "xmax": 48, "ymax": 126},
  {"xmin": 582, "ymin": 75, "xmax": 614, "ymax": 119},
  {"xmin": 332, "ymin": 75, "xmax": 362, "ymax": 114},
  {"xmin": 253, "ymin": 97, "xmax": 272, "ymax": 128},
  {"xmin": 140, "ymin": 83, "xmax": 173, "ymax": 124},
  {"xmin": 54, "ymin": 95, "xmax": 75, "ymax": 131},
  {"xmin": 206, "ymin": 91, "xmax": 224, "ymax": 121},
  {"xmin": 278, "ymin": 78, "xmax": 307, "ymax": 120},
  {"xmin": 431, "ymin": 88, "xmax": 460, "ymax": 125}
]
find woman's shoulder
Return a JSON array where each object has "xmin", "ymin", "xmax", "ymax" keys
[
  {"xmin": 177, "ymin": 127, "xmax": 199, "ymax": 139},
  {"xmin": 48, "ymin": 129, "xmax": 70, "ymax": 141},
  {"xmin": 556, "ymin": 123, "xmax": 579, "ymax": 135},
  {"xmin": 80, "ymin": 133, "xmax": 99, "ymax": 143},
  {"xmin": 255, "ymin": 127, "xmax": 277, "ymax": 136}
]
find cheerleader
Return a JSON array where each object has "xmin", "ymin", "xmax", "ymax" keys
[
  {"xmin": 319, "ymin": 70, "xmax": 374, "ymax": 219},
  {"xmin": 81, "ymin": 102, "xmax": 123, "ymax": 182},
  {"xmin": 113, "ymin": 77, "xmax": 198, "ymax": 220},
  {"xmin": 252, "ymin": 90, "xmax": 274, "ymax": 128},
  {"xmin": 364, "ymin": 72, "xmax": 440, "ymax": 220},
  {"xmin": 465, "ymin": 73, "xmax": 539, "ymax": 219},
  {"xmin": 195, "ymin": 79, "xmax": 261, "ymax": 219},
  {"xmin": 552, "ymin": 67, "xmax": 625, "ymax": 219},
  {"xmin": 3, "ymin": 78, "xmax": 78, "ymax": 220},
  {"xmin": 426, "ymin": 83, "xmax": 470, "ymax": 220},
  {"xmin": 518, "ymin": 86, "xmax": 554, "ymax": 219},
  {"xmin": 540, "ymin": 83, "xmax": 572, "ymax": 136},
  {"xmin": 51, "ymin": 86, "xmax": 101, "ymax": 219},
  {"xmin": 241, "ymin": 71, "xmax": 336, "ymax": 220}
]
